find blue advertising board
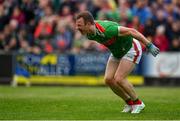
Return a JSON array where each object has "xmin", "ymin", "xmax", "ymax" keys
[{"xmin": 15, "ymin": 52, "xmax": 142, "ymax": 76}]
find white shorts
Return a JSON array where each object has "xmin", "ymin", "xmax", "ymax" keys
[{"xmin": 110, "ymin": 39, "xmax": 142, "ymax": 64}]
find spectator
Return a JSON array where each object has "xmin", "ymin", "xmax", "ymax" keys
[
  {"xmin": 78, "ymin": 2, "xmax": 88, "ymax": 12},
  {"xmin": 52, "ymin": 21, "xmax": 73, "ymax": 52},
  {"xmin": 0, "ymin": 0, "xmax": 179, "ymax": 53},
  {"xmin": 131, "ymin": 0, "xmax": 152, "ymax": 24},
  {"xmin": 34, "ymin": 4, "xmax": 55, "ymax": 54},
  {"xmin": 106, "ymin": 0, "xmax": 133, "ymax": 23},
  {"xmin": 170, "ymin": 21, "xmax": 180, "ymax": 40},
  {"xmin": 144, "ymin": 18, "xmax": 156, "ymax": 40},
  {"xmin": 34, "ymin": 19, "xmax": 53, "ymax": 39},
  {"xmin": 153, "ymin": 9, "xmax": 167, "ymax": 27},
  {"xmin": 59, "ymin": 5, "xmax": 73, "ymax": 24},
  {"xmin": 58, "ymin": 0, "xmax": 77, "ymax": 14},
  {"xmin": 154, "ymin": 25, "xmax": 169, "ymax": 52},
  {"xmin": 165, "ymin": 15, "xmax": 174, "ymax": 41},
  {"xmin": 169, "ymin": 37, "xmax": 180, "ymax": 51},
  {"xmin": 96, "ymin": 0, "xmax": 116, "ymax": 20},
  {"xmin": 0, "ymin": 4, "xmax": 9, "ymax": 31},
  {"xmin": 164, "ymin": 2, "xmax": 180, "ymax": 20},
  {"xmin": 20, "ymin": 0, "xmax": 36, "ymax": 24},
  {"xmin": 11, "ymin": 6, "xmax": 25, "ymax": 25},
  {"xmin": 17, "ymin": 26, "xmax": 35, "ymax": 54},
  {"xmin": 127, "ymin": 16, "xmax": 144, "ymax": 34},
  {"xmin": 3, "ymin": 20, "xmax": 19, "ymax": 52}
]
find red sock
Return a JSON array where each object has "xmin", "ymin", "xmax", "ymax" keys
[
  {"xmin": 133, "ymin": 99, "xmax": 142, "ymax": 105},
  {"xmin": 125, "ymin": 99, "xmax": 134, "ymax": 105}
]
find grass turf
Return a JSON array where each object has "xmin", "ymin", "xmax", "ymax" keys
[{"xmin": 0, "ymin": 86, "xmax": 180, "ymax": 120}]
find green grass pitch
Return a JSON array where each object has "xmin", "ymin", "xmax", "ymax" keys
[{"xmin": 0, "ymin": 86, "xmax": 180, "ymax": 120}]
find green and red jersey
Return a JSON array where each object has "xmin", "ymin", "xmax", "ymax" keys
[{"xmin": 87, "ymin": 20, "xmax": 133, "ymax": 58}]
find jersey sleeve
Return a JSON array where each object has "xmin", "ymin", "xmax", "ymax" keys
[{"xmin": 106, "ymin": 24, "xmax": 120, "ymax": 37}]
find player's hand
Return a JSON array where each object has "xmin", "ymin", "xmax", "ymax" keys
[{"xmin": 146, "ymin": 43, "xmax": 160, "ymax": 57}]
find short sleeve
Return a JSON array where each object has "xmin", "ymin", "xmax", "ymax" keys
[{"xmin": 106, "ymin": 24, "xmax": 120, "ymax": 37}]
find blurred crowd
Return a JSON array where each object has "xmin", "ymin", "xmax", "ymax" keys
[{"xmin": 0, "ymin": 0, "xmax": 179, "ymax": 54}]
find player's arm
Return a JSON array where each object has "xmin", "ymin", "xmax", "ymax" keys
[{"xmin": 118, "ymin": 26, "xmax": 159, "ymax": 57}]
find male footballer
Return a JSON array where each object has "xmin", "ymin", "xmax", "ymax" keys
[{"xmin": 75, "ymin": 11, "xmax": 159, "ymax": 114}]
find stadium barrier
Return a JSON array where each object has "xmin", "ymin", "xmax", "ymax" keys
[
  {"xmin": 1, "ymin": 52, "xmax": 179, "ymax": 86},
  {"xmin": 142, "ymin": 52, "xmax": 180, "ymax": 86},
  {"xmin": 0, "ymin": 52, "xmax": 14, "ymax": 84},
  {"xmin": 13, "ymin": 52, "xmax": 143, "ymax": 86}
]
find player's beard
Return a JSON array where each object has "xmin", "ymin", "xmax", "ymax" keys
[{"xmin": 79, "ymin": 29, "xmax": 87, "ymax": 35}]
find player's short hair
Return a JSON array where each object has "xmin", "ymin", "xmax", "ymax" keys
[{"xmin": 76, "ymin": 11, "xmax": 94, "ymax": 24}]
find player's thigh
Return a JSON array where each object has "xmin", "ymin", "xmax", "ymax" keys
[
  {"xmin": 104, "ymin": 56, "xmax": 119, "ymax": 81},
  {"xmin": 114, "ymin": 59, "xmax": 135, "ymax": 82}
]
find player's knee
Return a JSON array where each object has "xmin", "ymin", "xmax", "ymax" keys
[
  {"xmin": 104, "ymin": 77, "xmax": 114, "ymax": 86},
  {"xmin": 114, "ymin": 76, "xmax": 124, "ymax": 86}
]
